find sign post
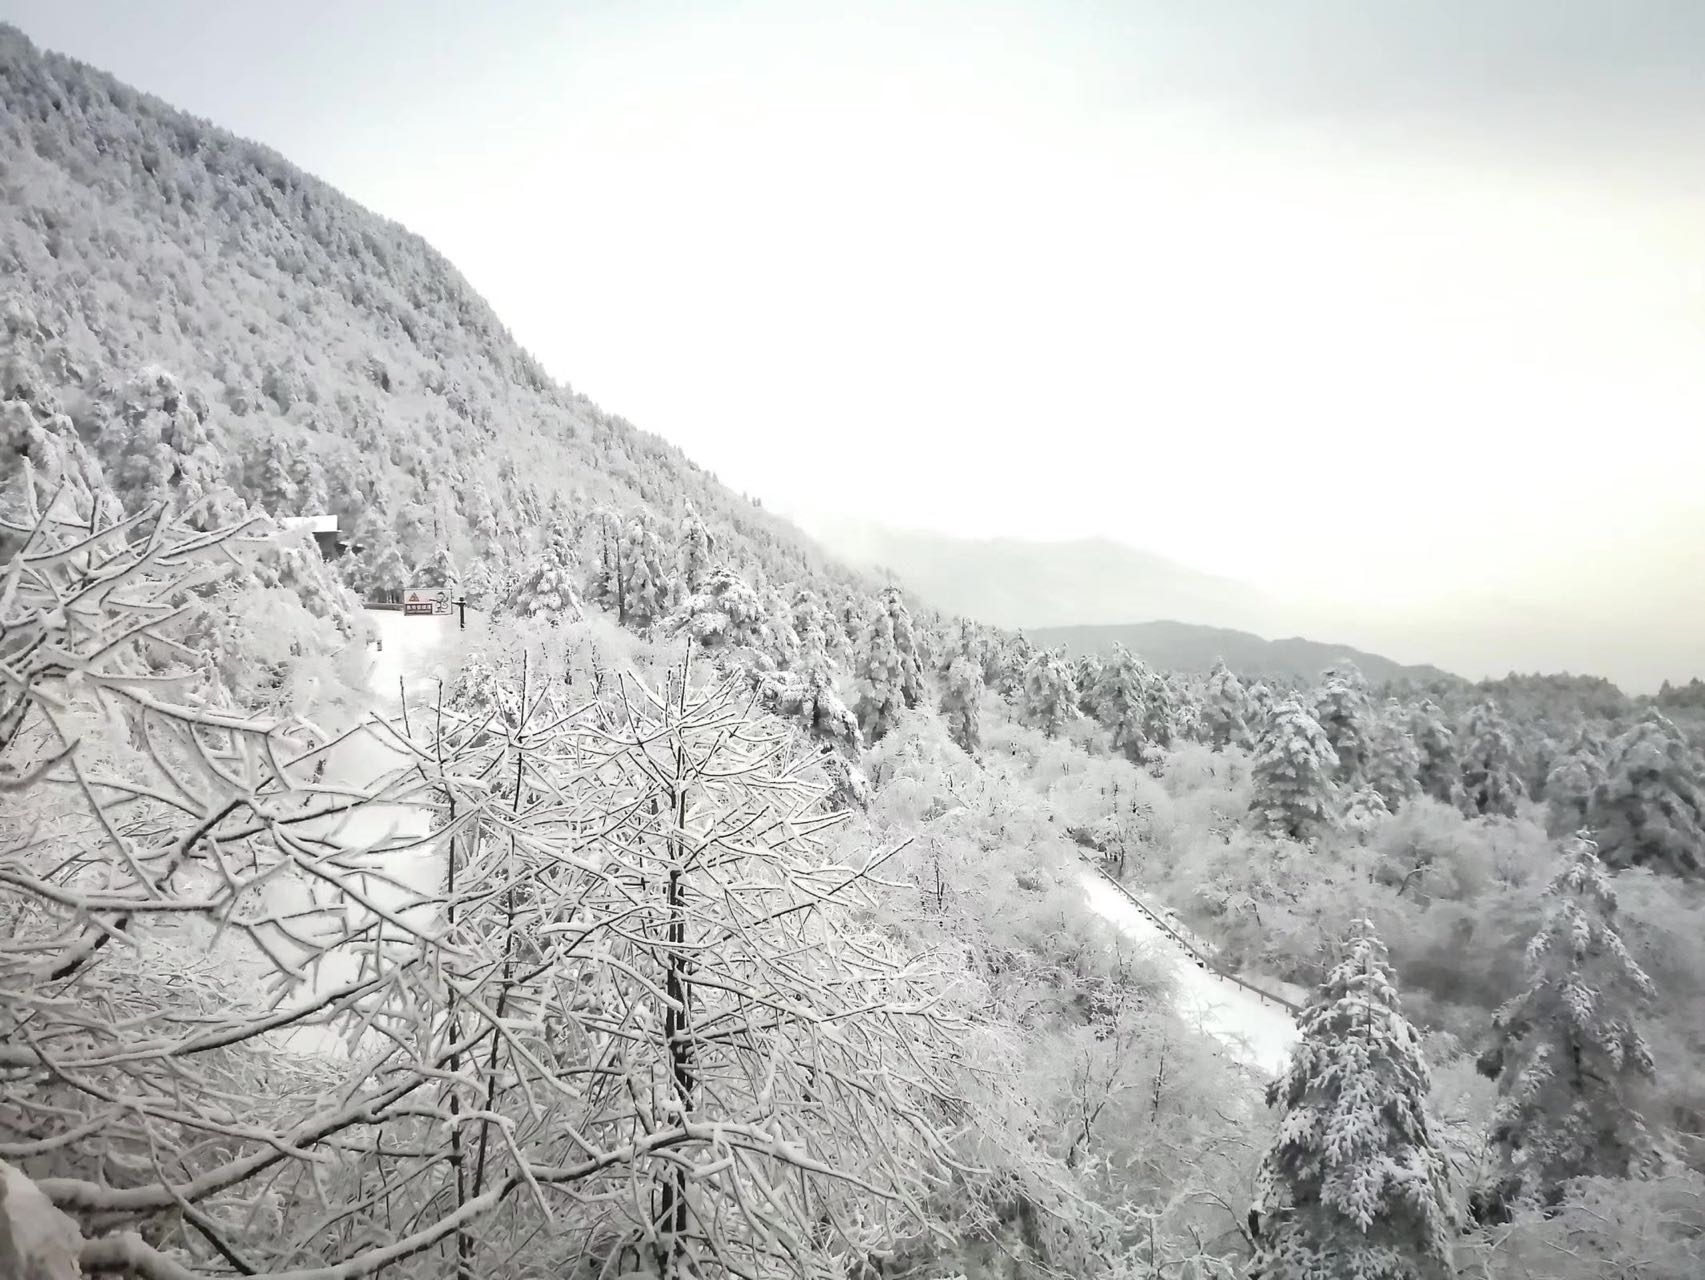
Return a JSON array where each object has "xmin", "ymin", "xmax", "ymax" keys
[{"xmin": 405, "ymin": 587, "xmax": 453, "ymax": 617}]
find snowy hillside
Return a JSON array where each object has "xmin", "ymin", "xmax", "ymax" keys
[{"xmin": 0, "ymin": 25, "xmax": 854, "ymax": 596}]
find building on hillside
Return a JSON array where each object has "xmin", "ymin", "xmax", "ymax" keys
[{"xmin": 280, "ymin": 514, "xmax": 349, "ymax": 561}]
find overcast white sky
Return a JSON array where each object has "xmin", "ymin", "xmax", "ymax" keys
[{"xmin": 6, "ymin": 0, "xmax": 1703, "ymax": 687}]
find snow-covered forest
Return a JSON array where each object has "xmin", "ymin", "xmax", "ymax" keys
[{"xmin": 4, "ymin": 23, "xmax": 1705, "ymax": 1280}]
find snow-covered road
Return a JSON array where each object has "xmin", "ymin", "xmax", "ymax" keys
[{"xmin": 1080, "ymin": 871, "xmax": 1299, "ymax": 1075}]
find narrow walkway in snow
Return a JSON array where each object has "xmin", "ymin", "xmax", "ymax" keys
[{"xmin": 1080, "ymin": 871, "xmax": 1299, "ymax": 1075}]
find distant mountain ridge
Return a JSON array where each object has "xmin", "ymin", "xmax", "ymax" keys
[
  {"xmin": 1028, "ymin": 620, "xmax": 1457, "ymax": 686},
  {"xmin": 801, "ymin": 519, "xmax": 1283, "ymax": 634}
]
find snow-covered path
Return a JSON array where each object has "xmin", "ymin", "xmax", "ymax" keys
[{"xmin": 1080, "ymin": 871, "xmax": 1299, "ymax": 1075}]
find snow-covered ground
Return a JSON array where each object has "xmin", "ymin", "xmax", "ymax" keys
[{"xmin": 1080, "ymin": 871, "xmax": 1299, "ymax": 1076}]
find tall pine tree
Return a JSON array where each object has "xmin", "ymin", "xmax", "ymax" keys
[
  {"xmin": 1457, "ymin": 701, "xmax": 1526, "ymax": 818},
  {"xmin": 1587, "ymin": 712, "xmax": 1705, "ymax": 876},
  {"xmin": 1475, "ymin": 834, "xmax": 1656, "ymax": 1219},
  {"xmin": 1253, "ymin": 922, "xmax": 1455, "ymax": 1280},
  {"xmin": 1249, "ymin": 698, "xmax": 1339, "ymax": 841}
]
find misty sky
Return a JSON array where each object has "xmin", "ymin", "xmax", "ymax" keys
[{"xmin": 5, "ymin": 1, "xmax": 1703, "ymax": 688}]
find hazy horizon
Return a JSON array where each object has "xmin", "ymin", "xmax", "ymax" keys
[{"xmin": 6, "ymin": 0, "xmax": 1701, "ymax": 690}]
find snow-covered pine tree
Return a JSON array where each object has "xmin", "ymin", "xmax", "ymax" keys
[
  {"xmin": 500, "ymin": 524, "xmax": 580, "ymax": 623},
  {"xmin": 360, "ymin": 526, "xmax": 410, "ymax": 602},
  {"xmin": 880, "ymin": 585, "xmax": 928, "ymax": 708},
  {"xmin": 1249, "ymin": 697, "xmax": 1339, "ymax": 841},
  {"xmin": 1409, "ymin": 698, "xmax": 1458, "ymax": 805},
  {"xmin": 1092, "ymin": 643, "xmax": 1157, "ymax": 762},
  {"xmin": 1457, "ymin": 701, "xmax": 1527, "ymax": 818},
  {"xmin": 1253, "ymin": 921, "xmax": 1454, "ymax": 1280},
  {"xmin": 855, "ymin": 603, "xmax": 907, "ymax": 742},
  {"xmin": 1341, "ymin": 785, "xmax": 1392, "ymax": 839},
  {"xmin": 1312, "ymin": 663, "xmax": 1375, "ymax": 787},
  {"xmin": 940, "ymin": 625, "xmax": 984, "ymax": 754},
  {"xmin": 1475, "ymin": 834, "xmax": 1657, "ymax": 1219},
  {"xmin": 416, "ymin": 543, "xmax": 458, "ymax": 589},
  {"xmin": 1073, "ymin": 651, "xmax": 1106, "ymax": 716},
  {"xmin": 1365, "ymin": 699, "xmax": 1422, "ymax": 811},
  {"xmin": 1201, "ymin": 658, "xmax": 1254, "ymax": 750},
  {"xmin": 1021, "ymin": 646, "xmax": 1079, "ymax": 738},
  {"xmin": 663, "ymin": 562, "xmax": 773, "ymax": 666},
  {"xmin": 675, "ymin": 503, "xmax": 713, "ymax": 601},
  {"xmin": 1246, "ymin": 679, "xmax": 1276, "ymax": 735},
  {"xmin": 621, "ymin": 517, "xmax": 670, "ymax": 631},
  {"xmin": 1542, "ymin": 725, "xmax": 1608, "ymax": 836},
  {"xmin": 1587, "ymin": 712, "xmax": 1705, "ymax": 876}
]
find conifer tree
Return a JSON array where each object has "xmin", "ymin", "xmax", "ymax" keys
[
  {"xmin": 1073, "ymin": 651, "xmax": 1106, "ymax": 716},
  {"xmin": 1341, "ymin": 785, "xmax": 1392, "ymax": 838},
  {"xmin": 621, "ymin": 518, "xmax": 670, "ymax": 631},
  {"xmin": 1542, "ymin": 725, "xmax": 1607, "ymax": 837},
  {"xmin": 1201, "ymin": 658, "xmax": 1253, "ymax": 750},
  {"xmin": 675, "ymin": 504, "xmax": 714, "ymax": 601},
  {"xmin": 1457, "ymin": 701, "xmax": 1527, "ymax": 818},
  {"xmin": 358, "ymin": 525, "xmax": 410, "ymax": 601},
  {"xmin": 500, "ymin": 525, "xmax": 580, "ymax": 623},
  {"xmin": 1245, "ymin": 679, "xmax": 1276, "ymax": 742},
  {"xmin": 1093, "ymin": 643, "xmax": 1160, "ymax": 762},
  {"xmin": 1365, "ymin": 699, "xmax": 1422, "ymax": 811},
  {"xmin": 1253, "ymin": 922, "xmax": 1455, "ymax": 1280},
  {"xmin": 1408, "ymin": 699, "xmax": 1458, "ymax": 805},
  {"xmin": 1021, "ymin": 646, "xmax": 1079, "ymax": 739},
  {"xmin": 1588, "ymin": 712, "xmax": 1705, "ymax": 876},
  {"xmin": 1249, "ymin": 697, "xmax": 1339, "ymax": 840},
  {"xmin": 855, "ymin": 606, "xmax": 907, "ymax": 743},
  {"xmin": 416, "ymin": 543, "xmax": 458, "ymax": 589},
  {"xmin": 940, "ymin": 626, "xmax": 983, "ymax": 755},
  {"xmin": 1312, "ymin": 663, "xmax": 1375, "ymax": 787},
  {"xmin": 664, "ymin": 563, "xmax": 772, "ymax": 664},
  {"xmin": 1475, "ymin": 835, "xmax": 1656, "ymax": 1219}
]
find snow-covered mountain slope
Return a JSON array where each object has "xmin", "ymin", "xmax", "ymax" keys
[{"xmin": 0, "ymin": 24, "xmax": 856, "ymax": 594}]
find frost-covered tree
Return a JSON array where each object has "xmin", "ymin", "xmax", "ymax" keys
[
  {"xmin": 621, "ymin": 517, "xmax": 671, "ymax": 631},
  {"xmin": 1409, "ymin": 698, "xmax": 1458, "ymax": 805},
  {"xmin": 940, "ymin": 627, "xmax": 984, "ymax": 755},
  {"xmin": 1093, "ymin": 643, "xmax": 1161, "ymax": 762},
  {"xmin": 500, "ymin": 525, "xmax": 580, "ymax": 623},
  {"xmin": 1245, "ymin": 679, "xmax": 1276, "ymax": 740},
  {"xmin": 94, "ymin": 366, "xmax": 238, "ymax": 526},
  {"xmin": 1588, "ymin": 713, "xmax": 1705, "ymax": 876},
  {"xmin": 855, "ymin": 587, "xmax": 926, "ymax": 741},
  {"xmin": 1341, "ymin": 785, "xmax": 1392, "ymax": 839},
  {"xmin": 1201, "ymin": 658, "xmax": 1253, "ymax": 750},
  {"xmin": 1365, "ymin": 699, "xmax": 1422, "ymax": 811},
  {"xmin": 1253, "ymin": 922, "xmax": 1455, "ymax": 1280},
  {"xmin": 1457, "ymin": 700, "xmax": 1527, "ymax": 818},
  {"xmin": 663, "ymin": 562, "xmax": 773, "ymax": 666},
  {"xmin": 1249, "ymin": 697, "xmax": 1339, "ymax": 841},
  {"xmin": 675, "ymin": 503, "xmax": 714, "ymax": 600},
  {"xmin": 1073, "ymin": 651, "xmax": 1106, "ymax": 716},
  {"xmin": 1312, "ymin": 663, "xmax": 1375, "ymax": 787},
  {"xmin": 415, "ymin": 542, "xmax": 458, "ymax": 589},
  {"xmin": 1022, "ymin": 646, "xmax": 1079, "ymax": 738},
  {"xmin": 856, "ymin": 605, "xmax": 909, "ymax": 743},
  {"xmin": 1, "ymin": 399, "xmax": 123, "ymax": 552},
  {"xmin": 1543, "ymin": 725, "xmax": 1608, "ymax": 836},
  {"xmin": 1475, "ymin": 834, "xmax": 1656, "ymax": 1219},
  {"xmin": 359, "ymin": 525, "xmax": 410, "ymax": 601}
]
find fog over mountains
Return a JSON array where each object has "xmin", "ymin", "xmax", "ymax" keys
[{"xmin": 801, "ymin": 515, "xmax": 1701, "ymax": 693}]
